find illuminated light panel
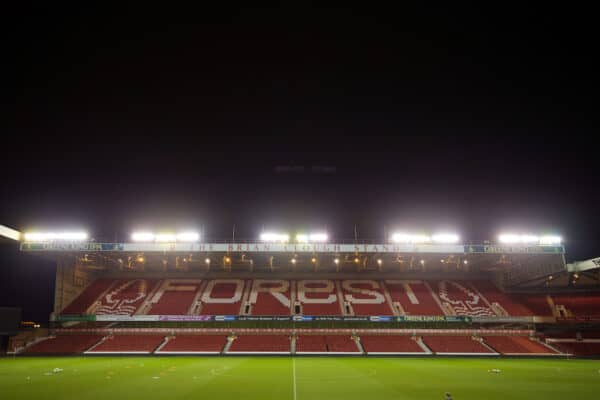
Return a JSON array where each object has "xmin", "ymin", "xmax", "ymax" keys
[
  {"xmin": 23, "ymin": 231, "xmax": 88, "ymax": 242},
  {"xmin": 431, "ymin": 233, "xmax": 460, "ymax": 243},
  {"xmin": 176, "ymin": 231, "xmax": 200, "ymax": 242},
  {"xmin": 260, "ymin": 232, "xmax": 290, "ymax": 242},
  {"xmin": 296, "ymin": 232, "xmax": 328, "ymax": 243},
  {"xmin": 539, "ymin": 235, "xmax": 562, "ymax": 245},
  {"xmin": 131, "ymin": 232, "xmax": 155, "ymax": 242},
  {"xmin": 154, "ymin": 233, "xmax": 177, "ymax": 243},
  {"xmin": 499, "ymin": 234, "xmax": 550, "ymax": 244},
  {"xmin": 0, "ymin": 225, "xmax": 21, "ymax": 241},
  {"xmin": 390, "ymin": 232, "xmax": 431, "ymax": 244}
]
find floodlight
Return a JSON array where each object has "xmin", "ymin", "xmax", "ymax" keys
[
  {"xmin": 24, "ymin": 231, "xmax": 88, "ymax": 242},
  {"xmin": 154, "ymin": 233, "xmax": 177, "ymax": 243},
  {"xmin": 539, "ymin": 236, "xmax": 562, "ymax": 245},
  {"xmin": 498, "ymin": 233, "xmax": 541, "ymax": 244},
  {"xmin": 334, "ymin": 258, "xmax": 340, "ymax": 264},
  {"xmin": 377, "ymin": 259, "xmax": 383, "ymax": 266},
  {"xmin": 296, "ymin": 234, "xmax": 308, "ymax": 243},
  {"xmin": 390, "ymin": 232, "xmax": 431, "ymax": 244},
  {"xmin": 291, "ymin": 258, "xmax": 297, "ymax": 264},
  {"xmin": 205, "ymin": 258, "xmax": 211, "ymax": 264},
  {"xmin": 131, "ymin": 231, "xmax": 155, "ymax": 242},
  {"xmin": 0, "ymin": 225, "xmax": 21, "ymax": 241},
  {"xmin": 176, "ymin": 231, "xmax": 200, "ymax": 242},
  {"xmin": 431, "ymin": 233, "xmax": 460, "ymax": 243},
  {"xmin": 308, "ymin": 232, "xmax": 328, "ymax": 242},
  {"xmin": 260, "ymin": 232, "xmax": 290, "ymax": 242},
  {"xmin": 296, "ymin": 232, "xmax": 328, "ymax": 243}
]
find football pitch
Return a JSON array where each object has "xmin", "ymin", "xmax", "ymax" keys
[{"xmin": 1, "ymin": 356, "xmax": 599, "ymax": 400}]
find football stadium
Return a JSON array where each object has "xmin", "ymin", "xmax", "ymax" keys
[{"xmin": 1, "ymin": 226, "xmax": 600, "ymax": 399}]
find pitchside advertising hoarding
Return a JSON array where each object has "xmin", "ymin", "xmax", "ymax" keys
[
  {"xmin": 20, "ymin": 242, "xmax": 564, "ymax": 254},
  {"xmin": 54, "ymin": 314, "xmax": 473, "ymax": 323}
]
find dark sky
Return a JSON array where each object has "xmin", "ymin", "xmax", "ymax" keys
[{"xmin": 0, "ymin": 4, "xmax": 597, "ymax": 320}]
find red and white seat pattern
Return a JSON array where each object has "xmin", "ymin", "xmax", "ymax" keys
[{"xmin": 59, "ymin": 278, "xmax": 600, "ymax": 318}]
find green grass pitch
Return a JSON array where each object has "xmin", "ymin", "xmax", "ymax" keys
[{"xmin": 1, "ymin": 356, "xmax": 599, "ymax": 399}]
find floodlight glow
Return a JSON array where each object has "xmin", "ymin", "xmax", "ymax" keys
[
  {"xmin": 154, "ymin": 233, "xmax": 177, "ymax": 243},
  {"xmin": 205, "ymin": 258, "xmax": 211, "ymax": 264},
  {"xmin": 390, "ymin": 233, "xmax": 431, "ymax": 244},
  {"xmin": 296, "ymin": 232, "xmax": 328, "ymax": 243},
  {"xmin": 131, "ymin": 231, "xmax": 155, "ymax": 242},
  {"xmin": 260, "ymin": 232, "xmax": 290, "ymax": 242},
  {"xmin": 520, "ymin": 235, "xmax": 540, "ymax": 244},
  {"xmin": 498, "ymin": 234, "xmax": 540, "ymax": 244},
  {"xmin": 539, "ymin": 235, "xmax": 562, "ymax": 245},
  {"xmin": 0, "ymin": 225, "xmax": 21, "ymax": 241},
  {"xmin": 309, "ymin": 232, "xmax": 328, "ymax": 242},
  {"xmin": 23, "ymin": 231, "xmax": 88, "ymax": 242},
  {"xmin": 176, "ymin": 231, "xmax": 200, "ymax": 242},
  {"xmin": 296, "ymin": 234, "xmax": 308, "ymax": 243},
  {"xmin": 431, "ymin": 233, "xmax": 460, "ymax": 243}
]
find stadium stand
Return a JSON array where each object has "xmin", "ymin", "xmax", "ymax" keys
[
  {"xmin": 360, "ymin": 335, "xmax": 426, "ymax": 354},
  {"xmin": 198, "ymin": 279, "xmax": 245, "ymax": 315},
  {"xmin": 385, "ymin": 280, "xmax": 444, "ymax": 316},
  {"xmin": 25, "ymin": 335, "xmax": 104, "ymax": 354},
  {"xmin": 325, "ymin": 335, "xmax": 361, "ymax": 353},
  {"xmin": 249, "ymin": 280, "xmax": 292, "ymax": 315},
  {"xmin": 483, "ymin": 336, "xmax": 557, "ymax": 355},
  {"xmin": 61, "ymin": 279, "xmax": 115, "ymax": 314},
  {"xmin": 340, "ymin": 280, "xmax": 392, "ymax": 315},
  {"xmin": 87, "ymin": 335, "xmax": 164, "ymax": 353},
  {"xmin": 295, "ymin": 335, "xmax": 360, "ymax": 353},
  {"xmin": 62, "ymin": 278, "xmax": 600, "ymax": 318},
  {"xmin": 295, "ymin": 335, "xmax": 328, "ymax": 353},
  {"xmin": 93, "ymin": 279, "xmax": 160, "ymax": 315},
  {"xmin": 550, "ymin": 341, "xmax": 600, "ymax": 356},
  {"xmin": 551, "ymin": 293, "xmax": 600, "ymax": 318},
  {"xmin": 147, "ymin": 280, "xmax": 203, "ymax": 315},
  {"xmin": 297, "ymin": 280, "xmax": 342, "ymax": 315},
  {"xmin": 469, "ymin": 281, "xmax": 533, "ymax": 316},
  {"xmin": 422, "ymin": 336, "xmax": 494, "ymax": 354},
  {"xmin": 432, "ymin": 281, "xmax": 497, "ymax": 317},
  {"xmin": 157, "ymin": 335, "xmax": 227, "ymax": 353},
  {"xmin": 228, "ymin": 335, "xmax": 291, "ymax": 353},
  {"xmin": 511, "ymin": 295, "xmax": 553, "ymax": 317}
]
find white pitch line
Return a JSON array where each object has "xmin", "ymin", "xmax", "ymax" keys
[{"xmin": 292, "ymin": 357, "xmax": 297, "ymax": 400}]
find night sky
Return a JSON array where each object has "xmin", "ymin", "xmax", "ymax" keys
[{"xmin": 1, "ymin": 4, "xmax": 597, "ymax": 320}]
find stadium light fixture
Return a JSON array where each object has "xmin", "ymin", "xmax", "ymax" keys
[
  {"xmin": 154, "ymin": 233, "xmax": 177, "ymax": 243},
  {"xmin": 431, "ymin": 233, "xmax": 460, "ymax": 244},
  {"xmin": 539, "ymin": 235, "xmax": 562, "ymax": 245},
  {"xmin": 0, "ymin": 225, "xmax": 21, "ymax": 241},
  {"xmin": 131, "ymin": 231, "xmax": 155, "ymax": 242},
  {"xmin": 390, "ymin": 232, "xmax": 431, "ymax": 244},
  {"xmin": 296, "ymin": 232, "xmax": 328, "ymax": 243},
  {"xmin": 334, "ymin": 258, "xmax": 340, "ymax": 265},
  {"xmin": 499, "ymin": 233, "xmax": 559, "ymax": 245},
  {"xmin": 260, "ymin": 232, "xmax": 290, "ymax": 243},
  {"xmin": 176, "ymin": 231, "xmax": 200, "ymax": 242},
  {"xmin": 23, "ymin": 231, "xmax": 88, "ymax": 242},
  {"xmin": 205, "ymin": 258, "xmax": 211, "ymax": 265}
]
